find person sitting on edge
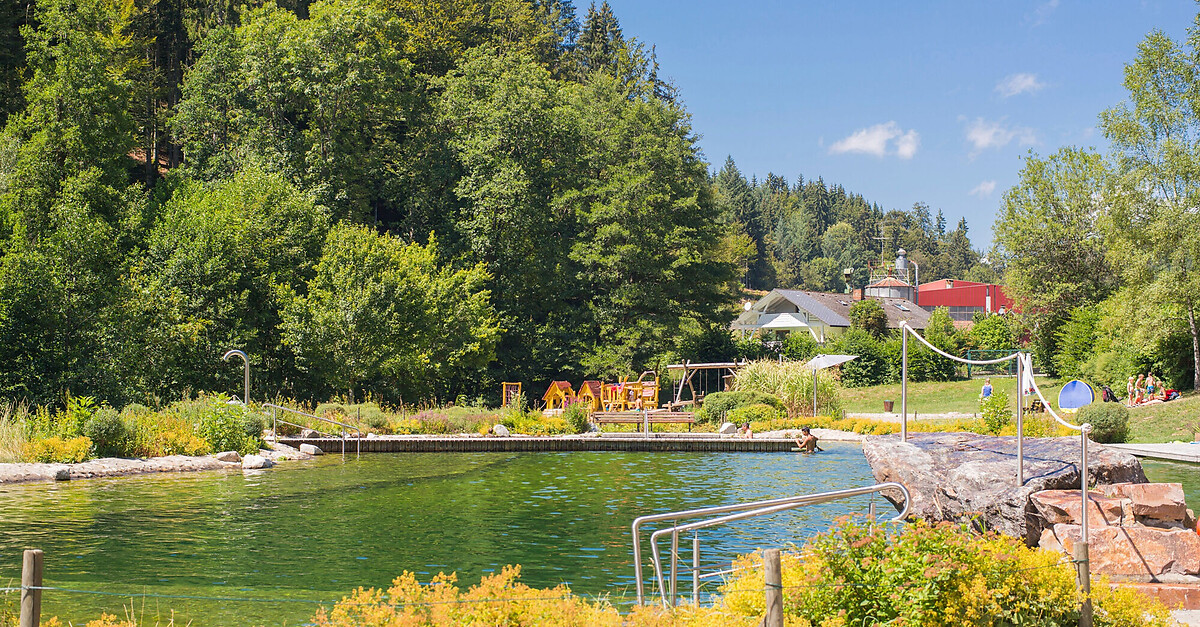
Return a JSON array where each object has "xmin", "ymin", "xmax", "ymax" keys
[
  {"xmin": 796, "ymin": 427, "xmax": 822, "ymax": 453},
  {"xmin": 739, "ymin": 421, "xmax": 753, "ymax": 438},
  {"xmin": 981, "ymin": 378, "xmax": 993, "ymax": 399}
]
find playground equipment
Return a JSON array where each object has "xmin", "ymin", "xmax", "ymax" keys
[
  {"xmin": 501, "ymin": 382, "xmax": 522, "ymax": 408},
  {"xmin": 665, "ymin": 361, "xmax": 745, "ymax": 409},
  {"xmin": 600, "ymin": 371, "xmax": 660, "ymax": 412},
  {"xmin": 542, "ymin": 381, "xmax": 575, "ymax": 413},
  {"xmin": 577, "ymin": 380, "xmax": 602, "ymax": 411}
]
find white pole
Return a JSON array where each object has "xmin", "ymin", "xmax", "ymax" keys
[
  {"xmin": 901, "ymin": 328, "xmax": 908, "ymax": 441},
  {"xmin": 812, "ymin": 368, "xmax": 818, "ymax": 417},
  {"xmin": 1016, "ymin": 352, "xmax": 1024, "ymax": 486}
]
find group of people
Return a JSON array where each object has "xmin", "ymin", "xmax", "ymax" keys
[{"xmin": 1127, "ymin": 374, "xmax": 1176, "ymax": 406}]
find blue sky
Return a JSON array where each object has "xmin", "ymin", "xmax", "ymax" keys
[{"xmin": 604, "ymin": 0, "xmax": 1197, "ymax": 246}]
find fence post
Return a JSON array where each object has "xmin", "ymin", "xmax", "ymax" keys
[
  {"xmin": 1074, "ymin": 541, "xmax": 1092, "ymax": 627},
  {"xmin": 763, "ymin": 548, "xmax": 783, "ymax": 627},
  {"xmin": 20, "ymin": 549, "xmax": 42, "ymax": 627}
]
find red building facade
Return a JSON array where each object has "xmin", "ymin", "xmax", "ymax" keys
[{"xmin": 917, "ymin": 279, "xmax": 1013, "ymax": 321}]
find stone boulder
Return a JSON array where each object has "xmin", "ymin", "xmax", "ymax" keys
[
  {"xmin": 242, "ymin": 455, "xmax": 273, "ymax": 469},
  {"xmin": 1045, "ymin": 524, "xmax": 1200, "ymax": 580},
  {"xmin": 1029, "ymin": 490, "xmax": 1127, "ymax": 527},
  {"xmin": 299, "ymin": 443, "xmax": 324, "ymax": 456},
  {"xmin": 1097, "ymin": 482, "xmax": 1187, "ymax": 522},
  {"xmin": 718, "ymin": 422, "xmax": 737, "ymax": 435},
  {"xmin": 862, "ymin": 433, "xmax": 1146, "ymax": 543},
  {"xmin": 214, "ymin": 451, "xmax": 242, "ymax": 463},
  {"xmin": 300, "ymin": 429, "xmax": 321, "ymax": 439},
  {"xmin": 492, "ymin": 424, "xmax": 510, "ymax": 436}
]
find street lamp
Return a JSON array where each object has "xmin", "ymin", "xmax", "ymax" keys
[{"xmin": 222, "ymin": 349, "xmax": 250, "ymax": 404}]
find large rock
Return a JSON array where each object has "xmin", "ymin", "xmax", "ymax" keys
[
  {"xmin": 492, "ymin": 424, "xmax": 510, "ymax": 436},
  {"xmin": 1029, "ymin": 490, "xmax": 1127, "ymax": 527},
  {"xmin": 862, "ymin": 433, "xmax": 1146, "ymax": 543},
  {"xmin": 1048, "ymin": 523, "xmax": 1200, "ymax": 580},
  {"xmin": 299, "ymin": 443, "xmax": 324, "ymax": 456},
  {"xmin": 718, "ymin": 422, "xmax": 737, "ymax": 435},
  {"xmin": 242, "ymin": 455, "xmax": 273, "ymax": 469},
  {"xmin": 214, "ymin": 451, "xmax": 242, "ymax": 463},
  {"xmin": 1097, "ymin": 482, "xmax": 1187, "ymax": 521}
]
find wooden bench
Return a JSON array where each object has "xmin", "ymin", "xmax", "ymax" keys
[{"xmin": 592, "ymin": 411, "xmax": 696, "ymax": 432}]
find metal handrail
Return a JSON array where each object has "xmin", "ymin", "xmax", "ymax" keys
[
  {"xmin": 263, "ymin": 403, "xmax": 364, "ymax": 437},
  {"xmin": 263, "ymin": 403, "xmax": 364, "ymax": 460},
  {"xmin": 631, "ymin": 482, "xmax": 910, "ymax": 606}
]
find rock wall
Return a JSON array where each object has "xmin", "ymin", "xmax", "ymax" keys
[{"xmin": 862, "ymin": 432, "xmax": 1147, "ymax": 543}]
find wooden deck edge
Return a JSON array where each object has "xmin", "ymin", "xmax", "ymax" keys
[{"xmin": 276, "ymin": 437, "xmax": 797, "ymax": 453}]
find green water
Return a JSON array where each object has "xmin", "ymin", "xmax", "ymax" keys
[{"xmin": 0, "ymin": 445, "xmax": 876, "ymax": 626}]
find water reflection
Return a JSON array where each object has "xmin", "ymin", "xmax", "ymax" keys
[{"xmin": 0, "ymin": 446, "xmax": 876, "ymax": 625}]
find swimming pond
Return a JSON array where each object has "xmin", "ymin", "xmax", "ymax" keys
[{"xmin": 0, "ymin": 444, "xmax": 879, "ymax": 625}]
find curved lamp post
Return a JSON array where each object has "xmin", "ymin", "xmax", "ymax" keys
[{"xmin": 222, "ymin": 349, "xmax": 250, "ymax": 404}]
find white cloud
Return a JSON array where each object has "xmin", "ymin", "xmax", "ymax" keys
[
  {"xmin": 896, "ymin": 130, "xmax": 920, "ymax": 159},
  {"xmin": 970, "ymin": 180, "xmax": 997, "ymax": 197},
  {"xmin": 964, "ymin": 117, "xmax": 1036, "ymax": 154},
  {"xmin": 996, "ymin": 73, "xmax": 1044, "ymax": 97},
  {"xmin": 829, "ymin": 122, "xmax": 920, "ymax": 159}
]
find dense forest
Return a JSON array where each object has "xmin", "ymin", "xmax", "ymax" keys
[
  {"xmin": 711, "ymin": 157, "xmax": 993, "ymax": 292},
  {"xmin": 0, "ymin": 0, "xmax": 991, "ymax": 407}
]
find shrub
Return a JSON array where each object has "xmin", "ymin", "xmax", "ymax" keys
[
  {"xmin": 563, "ymin": 402, "xmax": 591, "ymax": 434},
  {"xmin": 980, "ymin": 390, "xmax": 1010, "ymax": 434},
  {"xmin": 782, "ymin": 331, "xmax": 819, "ymax": 361},
  {"xmin": 696, "ymin": 390, "xmax": 785, "ymax": 424},
  {"xmin": 23, "ymin": 436, "xmax": 93, "ymax": 463},
  {"xmin": 719, "ymin": 518, "xmax": 1175, "ymax": 627},
  {"xmin": 317, "ymin": 402, "xmax": 392, "ymax": 434},
  {"xmin": 185, "ymin": 396, "xmax": 262, "ymax": 455},
  {"xmin": 835, "ymin": 329, "xmax": 891, "ymax": 387},
  {"xmin": 126, "ymin": 412, "xmax": 211, "ymax": 457},
  {"xmin": 1078, "ymin": 402, "xmax": 1130, "ymax": 444},
  {"xmin": 83, "ymin": 408, "xmax": 128, "ymax": 457},
  {"xmin": 733, "ymin": 360, "xmax": 842, "ymax": 417},
  {"xmin": 727, "ymin": 403, "xmax": 785, "ymax": 424},
  {"xmin": 118, "ymin": 403, "xmax": 152, "ymax": 420}
]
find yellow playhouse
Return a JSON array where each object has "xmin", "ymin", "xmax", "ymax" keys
[
  {"xmin": 577, "ymin": 380, "xmax": 603, "ymax": 412},
  {"xmin": 542, "ymin": 381, "xmax": 575, "ymax": 414}
]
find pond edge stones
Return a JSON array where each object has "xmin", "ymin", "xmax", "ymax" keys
[
  {"xmin": 861, "ymin": 432, "xmax": 1147, "ymax": 543},
  {"xmin": 242, "ymin": 454, "xmax": 273, "ymax": 470}
]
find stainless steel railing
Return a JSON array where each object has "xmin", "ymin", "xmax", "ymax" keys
[
  {"xmin": 263, "ymin": 403, "xmax": 364, "ymax": 459},
  {"xmin": 631, "ymin": 482, "xmax": 911, "ymax": 607}
]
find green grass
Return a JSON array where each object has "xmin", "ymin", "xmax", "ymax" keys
[
  {"xmin": 1126, "ymin": 392, "xmax": 1200, "ymax": 443},
  {"xmin": 839, "ymin": 376, "xmax": 1060, "ymax": 416}
]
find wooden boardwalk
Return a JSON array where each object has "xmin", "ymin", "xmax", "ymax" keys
[{"xmin": 277, "ymin": 436, "xmax": 795, "ymax": 453}]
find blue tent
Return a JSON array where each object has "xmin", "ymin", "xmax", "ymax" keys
[{"xmin": 1058, "ymin": 379, "xmax": 1094, "ymax": 410}]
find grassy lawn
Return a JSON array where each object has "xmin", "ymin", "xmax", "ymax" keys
[
  {"xmin": 1127, "ymin": 392, "xmax": 1200, "ymax": 443},
  {"xmin": 840, "ymin": 376, "xmax": 1061, "ymax": 416},
  {"xmin": 839, "ymin": 378, "xmax": 1198, "ymax": 443}
]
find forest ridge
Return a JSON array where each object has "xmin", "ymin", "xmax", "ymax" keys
[{"xmin": 0, "ymin": 0, "xmax": 988, "ymax": 406}]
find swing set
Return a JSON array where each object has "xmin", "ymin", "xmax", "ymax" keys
[{"xmin": 665, "ymin": 361, "xmax": 745, "ymax": 410}]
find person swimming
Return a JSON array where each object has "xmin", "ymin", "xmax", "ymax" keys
[{"xmin": 796, "ymin": 427, "xmax": 822, "ymax": 453}]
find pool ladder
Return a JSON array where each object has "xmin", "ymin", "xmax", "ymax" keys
[
  {"xmin": 263, "ymin": 403, "xmax": 364, "ymax": 460},
  {"xmin": 631, "ymin": 482, "xmax": 911, "ymax": 607}
]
